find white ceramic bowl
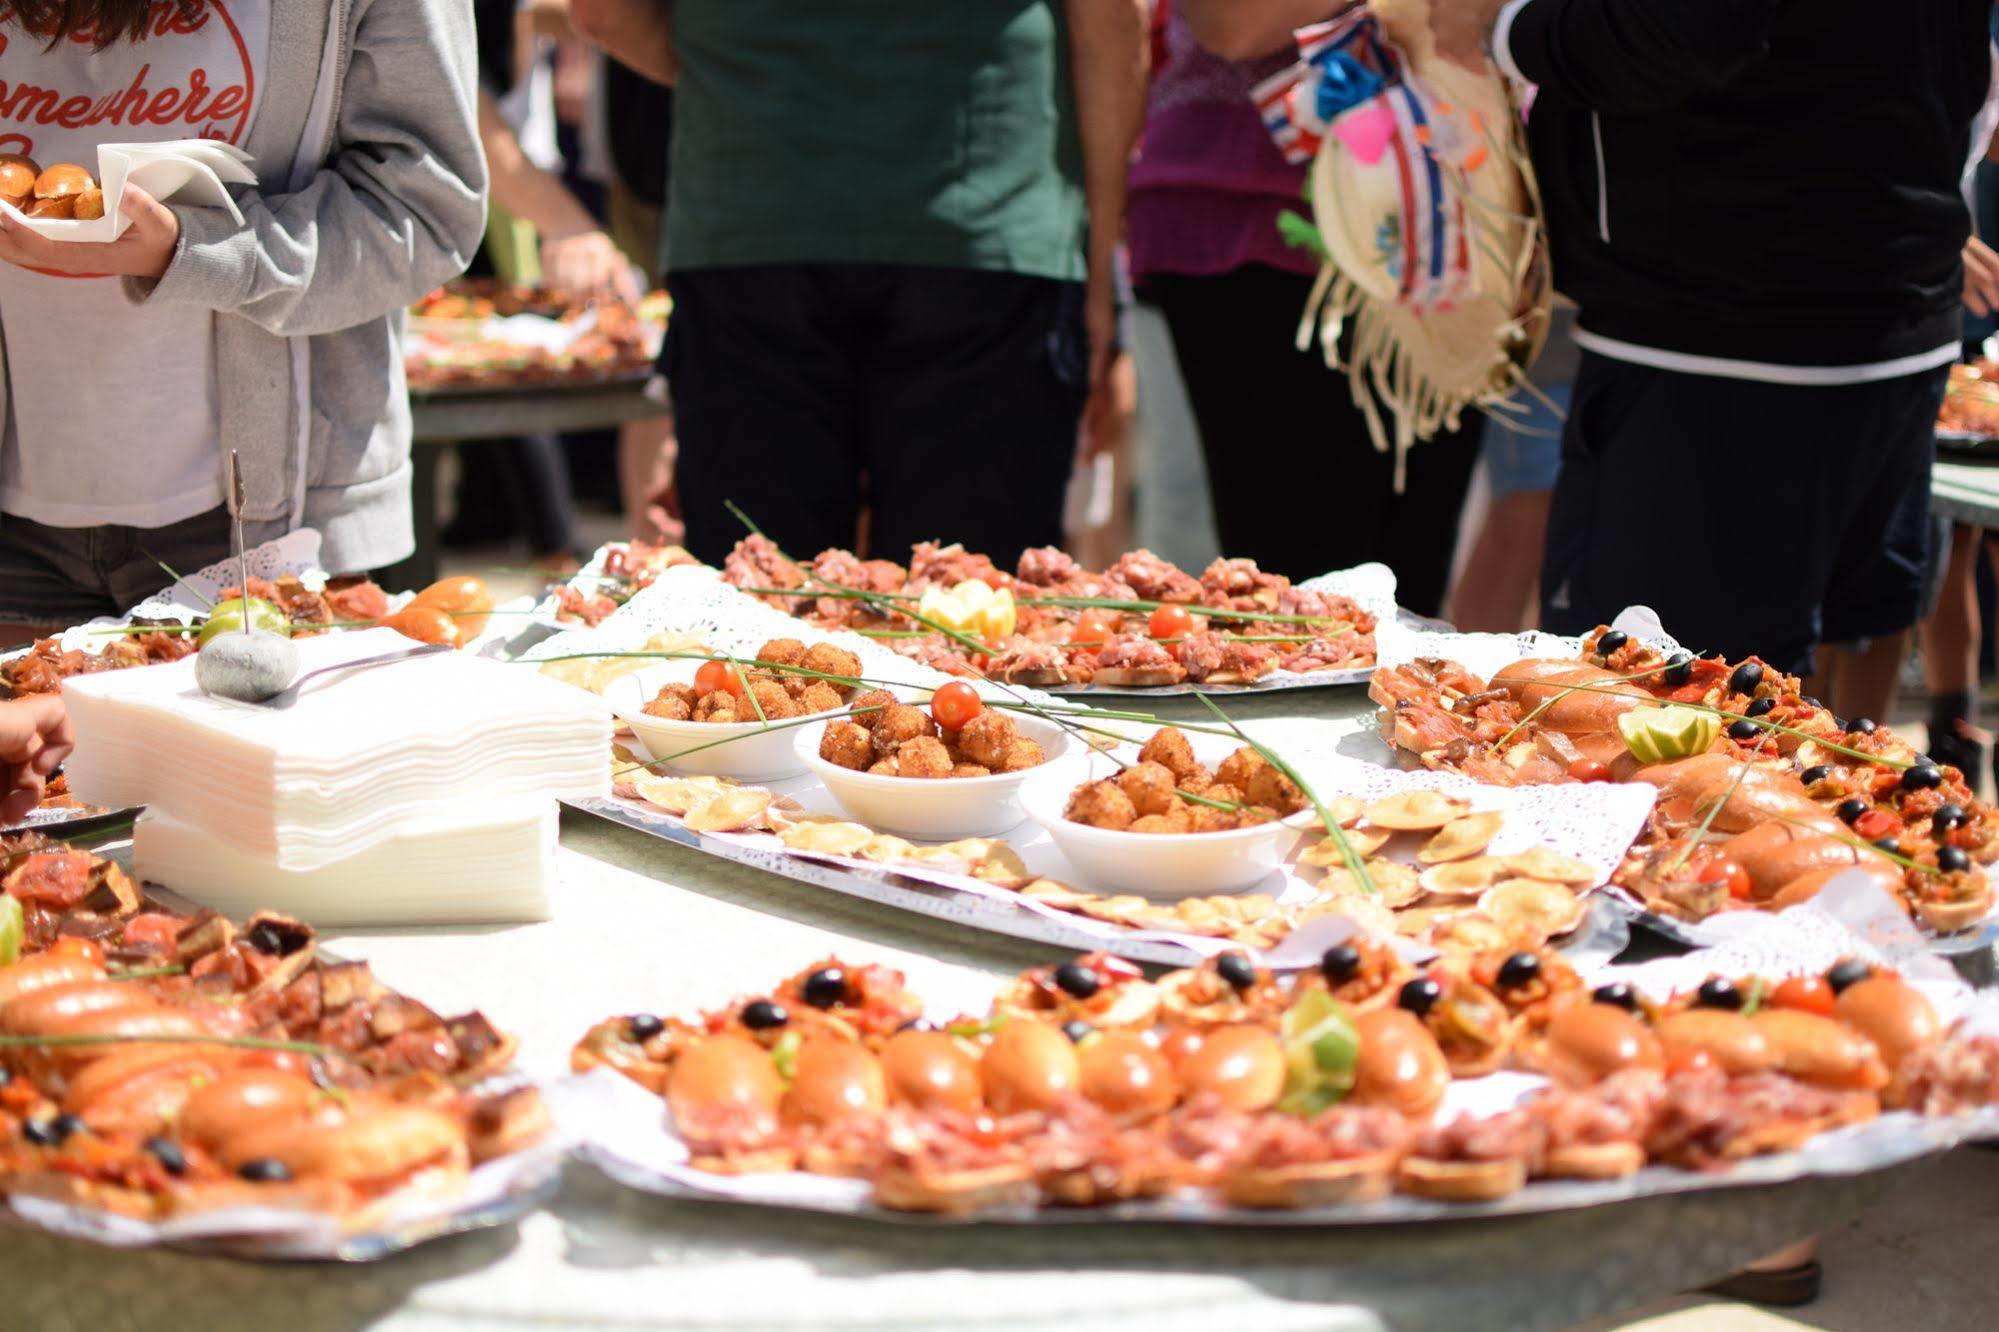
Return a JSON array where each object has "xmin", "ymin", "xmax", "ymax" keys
[
  {"xmin": 603, "ymin": 662, "xmax": 849, "ymax": 783},
  {"xmin": 1017, "ymin": 746, "xmax": 1315, "ymax": 899},
  {"xmin": 796, "ymin": 710, "xmax": 1077, "ymax": 840}
]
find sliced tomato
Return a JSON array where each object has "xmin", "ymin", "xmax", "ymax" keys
[
  {"xmin": 1770, "ymin": 975, "xmax": 1836, "ymax": 1016},
  {"xmin": 1852, "ymin": 809, "xmax": 1898, "ymax": 840},
  {"xmin": 1697, "ymin": 857, "xmax": 1753, "ymax": 901},
  {"xmin": 1567, "ymin": 759, "xmax": 1612, "ymax": 783}
]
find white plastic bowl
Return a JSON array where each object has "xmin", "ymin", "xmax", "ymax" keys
[
  {"xmin": 796, "ymin": 710, "xmax": 1077, "ymax": 840},
  {"xmin": 603, "ymin": 662, "xmax": 849, "ymax": 783},
  {"xmin": 1017, "ymin": 746, "xmax": 1315, "ymax": 899}
]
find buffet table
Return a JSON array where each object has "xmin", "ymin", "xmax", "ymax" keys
[{"xmin": 0, "ymin": 687, "xmax": 1925, "ymax": 1332}]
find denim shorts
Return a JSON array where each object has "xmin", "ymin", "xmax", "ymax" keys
[
  {"xmin": 0, "ymin": 507, "xmax": 286, "ymax": 631},
  {"xmin": 1483, "ymin": 384, "xmax": 1569, "ymax": 498}
]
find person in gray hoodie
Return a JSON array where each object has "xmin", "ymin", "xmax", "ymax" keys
[{"xmin": 0, "ymin": 0, "xmax": 487, "ymax": 639}]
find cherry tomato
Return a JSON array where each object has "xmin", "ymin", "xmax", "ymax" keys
[
  {"xmin": 981, "ymin": 570, "xmax": 1015, "ymax": 592},
  {"xmin": 1070, "ymin": 611, "xmax": 1117, "ymax": 649},
  {"xmin": 408, "ymin": 575, "xmax": 493, "ymax": 641},
  {"xmin": 45, "ymin": 938, "xmax": 104, "ymax": 965},
  {"xmin": 1148, "ymin": 605, "xmax": 1194, "ymax": 640},
  {"xmin": 694, "ymin": 660, "xmax": 745, "ymax": 697},
  {"xmin": 1665, "ymin": 1046, "xmax": 1715, "ymax": 1077},
  {"xmin": 1770, "ymin": 975, "xmax": 1837, "ymax": 1016},
  {"xmin": 380, "ymin": 604, "xmax": 459, "ymax": 647},
  {"xmin": 1567, "ymin": 759, "xmax": 1612, "ymax": 783},
  {"xmin": 1853, "ymin": 809, "xmax": 1898, "ymax": 840},
  {"xmin": 932, "ymin": 681, "xmax": 984, "ymax": 730},
  {"xmin": 1697, "ymin": 857, "xmax": 1753, "ymax": 901}
]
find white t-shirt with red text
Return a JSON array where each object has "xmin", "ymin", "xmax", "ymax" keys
[{"xmin": 0, "ymin": 2, "xmax": 268, "ymax": 530}]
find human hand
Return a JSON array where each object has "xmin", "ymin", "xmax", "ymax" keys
[
  {"xmin": 1428, "ymin": 0, "xmax": 1506, "ymax": 70},
  {"xmin": 1082, "ymin": 265, "xmax": 1117, "ymax": 399},
  {"xmin": 1965, "ymin": 236, "xmax": 1999, "ymax": 318},
  {"xmin": 540, "ymin": 228, "xmax": 641, "ymax": 307},
  {"xmin": 0, "ymin": 695, "xmax": 74, "ymax": 825},
  {"xmin": 0, "ymin": 184, "xmax": 181, "ymax": 279}
]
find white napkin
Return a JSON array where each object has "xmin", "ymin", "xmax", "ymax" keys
[{"xmin": 2, "ymin": 139, "xmax": 255, "ymax": 243}]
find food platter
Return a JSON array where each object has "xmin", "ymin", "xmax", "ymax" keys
[{"xmin": 405, "ymin": 281, "xmax": 667, "ymax": 396}]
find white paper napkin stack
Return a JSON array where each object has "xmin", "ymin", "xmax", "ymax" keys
[{"xmin": 62, "ymin": 629, "xmax": 611, "ymax": 923}]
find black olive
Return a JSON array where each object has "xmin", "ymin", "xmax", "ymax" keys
[
  {"xmin": 801, "ymin": 968, "xmax": 848, "ymax": 1009},
  {"xmin": 1496, "ymin": 951, "xmax": 1541, "ymax": 988},
  {"xmin": 1836, "ymin": 798, "xmax": 1870, "ymax": 825},
  {"xmin": 1320, "ymin": 943, "xmax": 1364, "ymax": 983},
  {"xmin": 245, "ymin": 921, "xmax": 287, "ymax": 954},
  {"xmin": 144, "ymin": 1136, "xmax": 187, "ymax": 1177},
  {"xmin": 1215, "ymin": 952, "xmax": 1258, "ymax": 992},
  {"xmin": 1939, "ymin": 846, "xmax": 1972, "ymax": 873},
  {"xmin": 1397, "ymin": 977, "xmax": 1442, "ymax": 1016},
  {"xmin": 1800, "ymin": 765, "xmax": 1832, "ymax": 787},
  {"xmin": 1592, "ymin": 982, "xmax": 1638, "ymax": 1011},
  {"xmin": 0, "ymin": 1066, "xmax": 10, "ymax": 1089},
  {"xmin": 1802, "ymin": 696, "xmax": 1825, "ymax": 711},
  {"xmin": 238, "ymin": 1158, "xmax": 293, "ymax": 1183},
  {"xmin": 1054, "ymin": 961, "xmax": 1102, "ymax": 999},
  {"xmin": 22, "ymin": 1116, "xmax": 69, "ymax": 1146},
  {"xmin": 1901, "ymin": 765, "xmax": 1944, "ymax": 791},
  {"xmin": 626, "ymin": 1013, "xmax": 664, "ymax": 1042},
  {"xmin": 1061, "ymin": 1020, "xmax": 1095, "ymax": 1044},
  {"xmin": 1744, "ymin": 697, "xmax": 1775, "ymax": 718},
  {"xmin": 1825, "ymin": 958, "xmax": 1873, "ymax": 993},
  {"xmin": 1871, "ymin": 837, "xmax": 1902, "ymax": 856},
  {"xmin": 1695, "ymin": 978, "xmax": 1742, "ymax": 1010},
  {"xmin": 1933, "ymin": 804, "xmax": 1969, "ymax": 835},
  {"xmin": 1727, "ymin": 720, "xmax": 1762, "ymax": 742},
  {"xmin": 895, "ymin": 1017, "xmax": 938, "ymax": 1034},
  {"xmin": 1728, "ymin": 662, "xmax": 1764, "ymax": 696},
  {"xmin": 1596, "ymin": 630, "xmax": 1629, "ymax": 655},
  {"xmin": 739, "ymin": 999, "xmax": 789, "ymax": 1031},
  {"xmin": 1847, "ymin": 717, "xmax": 1877, "ymax": 736},
  {"xmin": 1661, "ymin": 653, "xmax": 1693, "ymax": 687}
]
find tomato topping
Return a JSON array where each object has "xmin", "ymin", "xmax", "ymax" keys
[
  {"xmin": 694, "ymin": 660, "xmax": 745, "ymax": 697},
  {"xmin": 1070, "ymin": 611, "xmax": 1116, "ymax": 649},
  {"xmin": 1697, "ymin": 857, "xmax": 1753, "ymax": 901},
  {"xmin": 1665, "ymin": 1047, "xmax": 1715, "ymax": 1077},
  {"xmin": 1853, "ymin": 809, "xmax": 1898, "ymax": 840},
  {"xmin": 1147, "ymin": 605, "xmax": 1193, "ymax": 640},
  {"xmin": 120, "ymin": 914, "xmax": 182, "ymax": 950},
  {"xmin": 380, "ymin": 604, "xmax": 459, "ymax": 647},
  {"xmin": 1567, "ymin": 759, "xmax": 1612, "ymax": 783},
  {"xmin": 1770, "ymin": 975, "xmax": 1836, "ymax": 1016},
  {"xmin": 44, "ymin": 937, "xmax": 104, "ymax": 965},
  {"xmin": 981, "ymin": 570, "xmax": 1015, "ymax": 592},
  {"xmin": 931, "ymin": 681, "xmax": 983, "ymax": 730}
]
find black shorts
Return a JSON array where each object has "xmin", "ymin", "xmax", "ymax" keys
[
  {"xmin": 661, "ymin": 264, "xmax": 1089, "ymax": 569},
  {"xmin": 1540, "ymin": 353, "xmax": 1949, "ymax": 675}
]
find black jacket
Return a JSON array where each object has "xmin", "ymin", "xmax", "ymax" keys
[{"xmin": 1506, "ymin": 0, "xmax": 1993, "ymax": 368}]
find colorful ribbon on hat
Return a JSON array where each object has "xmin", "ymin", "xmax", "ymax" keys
[{"xmin": 1252, "ymin": 11, "xmax": 1474, "ymax": 313}]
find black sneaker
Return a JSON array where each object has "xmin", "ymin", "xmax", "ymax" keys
[{"xmin": 1927, "ymin": 719, "xmax": 1986, "ymax": 785}]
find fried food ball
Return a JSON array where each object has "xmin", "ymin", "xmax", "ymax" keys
[
  {"xmin": 1138, "ymin": 727, "xmax": 1201, "ymax": 781},
  {"xmin": 801, "ymin": 642, "xmax": 863, "ymax": 684},
  {"xmin": 796, "ymin": 681, "xmax": 845, "ymax": 714},
  {"xmin": 1065, "ymin": 779, "xmax": 1138, "ymax": 830},
  {"xmin": 1236, "ymin": 805, "xmax": 1278, "ymax": 827},
  {"xmin": 996, "ymin": 738, "xmax": 1046, "ymax": 773},
  {"xmin": 642, "ymin": 683, "xmax": 696, "ymax": 721},
  {"xmin": 952, "ymin": 763, "xmax": 992, "ymax": 779},
  {"xmin": 895, "ymin": 735, "xmax": 954, "ymax": 779},
  {"xmin": 1163, "ymin": 801, "xmax": 1197, "ymax": 832},
  {"xmin": 1129, "ymin": 815, "xmax": 1180, "ymax": 834},
  {"xmin": 873, "ymin": 704, "xmax": 936, "ymax": 755},
  {"xmin": 1214, "ymin": 748, "xmax": 1305, "ymax": 815},
  {"xmin": 953, "ymin": 710, "xmax": 1021, "ymax": 769},
  {"xmin": 1116, "ymin": 761, "xmax": 1180, "ymax": 817},
  {"xmin": 850, "ymin": 689, "xmax": 898, "ymax": 729},
  {"xmin": 819, "ymin": 720, "xmax": 876, "ymax": 771},
  {"xmin": 694, "ymin": 692, "xmax": 739, "ymax": 723},
  {"xmin": 745, "ymin": 679, "xmax": 802, "ymax": 720},
  {"xmin": 868, "ymin": 757, "xmax": 901, "ymax": 776},
  {"xmin": 756, "ymin": 638, "xmax": 807, "ymax": 668},
  {"xmin": 1187, "ymin": 802, "xmax": 1237, "ymax": 833}
]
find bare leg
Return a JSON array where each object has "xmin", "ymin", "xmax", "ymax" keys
[
  {"xmin": 1919, "ymin": 525, "xmax": 1985, "ymax": 772},
  {"xmin": 1446, "ymin": 488, "xmax": 1551, "ymax": 632},
  {"xmin": 1806, "ymin": 631, "xmax": 1913, "ymax": 726}
]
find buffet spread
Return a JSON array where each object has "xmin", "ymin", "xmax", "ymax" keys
[{"xmin": 4, "ymin": 529, "xmax": 1999, "ymax": 1261}]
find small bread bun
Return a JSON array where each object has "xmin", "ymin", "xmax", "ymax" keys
[
  {"xmin": 34, "ymin": 163, "xmax": 93, "ymax": 200},
  {"xmin": 24, "ymin": 196, "xmax": 74, "ymax": 220},
  {"xmin": 1395, "ymin": 1153, "xmax": 1527, "ymax": 1201},
  {"xmin": 0, "ymin": 154, "xmax": 38, "ymax": 206},
  {"xmin": 72, "ymin": 187, "xmax": 105, "ymax": 221},
  {"xmin": 1540, "ymin": 1140, "xmax": 1645, "ymax": 1181}
]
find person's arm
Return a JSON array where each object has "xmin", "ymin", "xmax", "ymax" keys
[
  {"xmin": 569, "ymin": 0, "xmax": 676, "ymax": 86},
  {"xmin": 0, "ymin": 1, "xmax": 489, "ymax": 333},
  {"xmin": 1182, "ymin": 0, "xmax": 1343, "ymax": 62},
  {"xmin": 1065, "ymin": 0, "xmax": 1150, "ymax": 395},
  {"xmin": 1432, "ymin": 0, "xmax": 1784, "ymax": 115},
  {"xmin": 479, "ymin": 91, "xmax": 639, "ymax": 304},
  {"xmin": 0, "ymin": 696, "xmax": 72, "ymax": 826}
]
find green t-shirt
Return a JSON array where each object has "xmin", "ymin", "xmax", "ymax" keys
[{"xmin": 666, "ymin": 0, "xmax": 1086, "ymax": 282}]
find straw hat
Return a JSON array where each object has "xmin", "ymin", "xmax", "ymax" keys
[{"xmin": 1255, "ymin": 0, "xmax": 1552, "ymax": 487}]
